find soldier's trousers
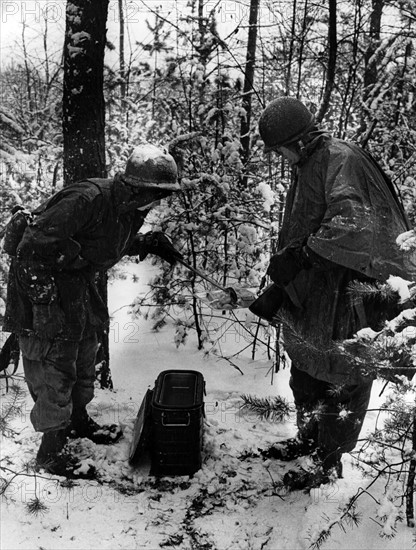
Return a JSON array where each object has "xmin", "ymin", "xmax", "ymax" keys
[
  {"xmin": 290, "ymin": 364, "xmax": 373, "ymax": 463},
  {"xmin": 19, "ymin": 329, "xmax": 98, "ymax": 433}
]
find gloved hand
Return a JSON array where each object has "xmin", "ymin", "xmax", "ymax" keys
[
  {"xmin": 132, "ymin": 232, "xmax": 183, "ymax": 265},
  {"xmin": 267, "ymin": 246, "xmax": 310, "ymax": 288},
  {"xmin": 32, "ymin": 302, "xmax": 65, "ymax": 340}
]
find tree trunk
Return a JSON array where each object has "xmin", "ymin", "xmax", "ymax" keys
[
  {"xmin": 296, "ymin": 0, "xmax": 309, "ymax": 98},
  {"xmin": 393, "ymin": 17, "xmax": 413, "ymax": 126},
  {"xmin": 21, "ymin": 23, "xmax": 35, "ymax": 138},
  {"xmin": 285, "ymin": 0, "xmax": 297, "ymax": 95},
  {"xmin": 316, "ymin": 0, "xmax": 337, "ymax": 124},
  {"xmin": 337, "ymin": 0, "xmax": 362, "ymax": 138},
  {"xmin": 364, "ymin": 0, "xmax": 384, "ymax": 96},
  {"xmin": 359, "ymin": 0, "xmax": 384, "ymax": 138},
  {"xmin": 63, "ymin": 0, "xmax": 108, "ymax": 184},
  {"xmin": 240, "ymin": 0, "xmax": 259, "ymax": 172},
  {"xmin": 62, "ymin": 0, "xmax": 112, "ymax": 389},
  {"xmin": 118, "ymin": 0, "xmax": 126, "ymax": 98}
]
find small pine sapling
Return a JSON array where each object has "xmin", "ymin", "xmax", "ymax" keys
[{"xmin": 240, "ymin": 394, "xmax": 293, "ymax": 422}]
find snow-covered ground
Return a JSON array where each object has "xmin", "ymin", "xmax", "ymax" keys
[{"xmin": 1, "ymin": 261, "xmax": 414, "ymax": 550}]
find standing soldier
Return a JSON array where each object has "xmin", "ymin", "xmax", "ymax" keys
[
  {"xmin": 256, "ymin": 97, "xmax": 415, "ymax": 489},
  {"xmin": 3, "ymin": 144, "xmax": 182, "ymax": 478}
]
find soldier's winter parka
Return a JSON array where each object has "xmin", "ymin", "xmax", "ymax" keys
[
  {"xmin": 258, "ymin": 97, "xmax": 415, "ymax": 486},
  {"xmin": 4, "ymin": 177, "xmax": 149, "ymax": 340},
  {"xmin": 277, "ymin": 130, "xmax": 415, "ymax": 386}
]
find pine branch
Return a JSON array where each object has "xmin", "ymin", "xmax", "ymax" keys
[
  {"xmin": 347, "ymin": 280, "xmax": 399, "ymax": 302},
  {"xmin": 274, "ymin": 311, "xmax": 337, "ymax": 360},
  {"xmin": 25, "ymin": 497, "xmax": 48, "ymax": 516},
  {"xmin": 308, "ymin": 493, "xmax": 368, "ymax": 550},
  {"xmin": 0, "ymin": 383, "xmax": 26, "ymax": 436},
  {"xmin": 240, "ymin": 394, "xmax": 293, "ymax": 422},
  {"xmin": 338, "ymin": 307, "xmax": 416, "ymax": 383}
]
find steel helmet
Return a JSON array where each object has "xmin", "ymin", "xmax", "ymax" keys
[
  {"xmin": 259, "ymin": 97, "xmax": 315, "ymax": 152},
  {"xmin": 123, "ymin": 144, "xmax": 180, "ymax": 192}
]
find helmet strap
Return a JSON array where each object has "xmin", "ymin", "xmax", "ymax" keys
[{"xmin": 298, "ymin": 139, "xmax": 306, "ymax": 159}]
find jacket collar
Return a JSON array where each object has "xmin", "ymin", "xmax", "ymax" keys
[
  {"xmin": 297, "ymin": 130, "xmax": 331, "ymax": 166},
  {"xmin": 111, "ymin": 173, "xmax": 142, "ymax": 215}
]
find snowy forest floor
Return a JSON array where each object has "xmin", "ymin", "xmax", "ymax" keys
[{"xmin": 1, "ymin": 260, "xmax": 415, "ymax": 550}]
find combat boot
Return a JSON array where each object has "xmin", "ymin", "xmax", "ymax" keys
[
  {"xmin": 259, "ymin": 436, "xmax": 317, "ymax": 461},
  {"xmin": 282, "ymin": 448, "xmax": 343, "ymax": 491},
  {"xmin": 36, "ymin": 429, "xmax": 68, "ymax": 465},
  {"xmin": 67, "ymin": 409, "xmax": 123, "ymax": 445},
  {"xmin": 36, "ymin": 429, "xmax": 96, "ymax": 479}
]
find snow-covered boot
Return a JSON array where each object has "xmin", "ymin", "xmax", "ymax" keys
[
  {"xmin": 36, "ymin": 429, "xmax": 68, "ymax": 464},
  {"xmin": 36, "ymin": 429, "xmax": 96, "ymax": 479},
  {"xmin": 259, "ymin": 436, "xmax": 317, "ymax": 461},
  {"xmin": 67, "ymin": 409, "xmax": 123, "ymax": 445},
  {"xmin": 282, "ymin": 450, "xmax": 343, "ymax": 492}
]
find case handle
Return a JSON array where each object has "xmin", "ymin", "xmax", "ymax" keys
[{"xmin": 161, "ymin": 412, "xmax": 191, "ymax": 427}]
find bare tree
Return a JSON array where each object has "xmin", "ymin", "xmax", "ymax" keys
[
  {"xmin": 239, "ymin": 0, "xmax": 260, "ymax": 169},
  {"xmin": 118, "ymin": 0, "xmax": 126, "ymax": 98},
  {"xmin": 359, "ymin": 0, "xmax": 384, "ymax": 142},
  {"xmin": 316, "ymin": 0, "xmax": 338, "ymax": 123}
]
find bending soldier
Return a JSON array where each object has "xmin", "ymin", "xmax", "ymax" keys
[{"xmin": 4, "ymin": 144, "xmax": 182, "ymax": 477}]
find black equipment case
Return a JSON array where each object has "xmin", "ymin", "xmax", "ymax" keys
[{"xmin": 129, "ymin": 370, "xmax": 205, "ymax": 476}]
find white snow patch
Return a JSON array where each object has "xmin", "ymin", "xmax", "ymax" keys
[
  {"xmin": 387, "ymin": 275, "xmax": 413, "ymax": 303},
  {"xmin": 257, "ymin": 181, "xmax": 276, "ymax": 212},
  {"xmin": 0, "ymin": 261, "xmax": 414, "ymax": 550},
  {"xmin": 355, "ymin": 327, "xmax": 380, "ymax": 341},
  {"xmin": 396, "ymin": 229, "xmax": 416, "ymax": 252}
]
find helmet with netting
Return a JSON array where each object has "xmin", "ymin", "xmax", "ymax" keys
[{"xmin": 259, "ymin": 97, "xmax": 315, "ymax": 152}]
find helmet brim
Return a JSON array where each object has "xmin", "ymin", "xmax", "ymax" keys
[
  {"xmin": 144, "ymin": 182, "xmax": 181, "ymax": 192},
  {"xmin": 263, "ymin": 144, "xmax": 279, "ymax": 154},
  {"xmin": 122, "ymin": 175, "xmax": 181, "ymax": 192},
  {"xmin": 261, "ymin": 116, "xmax": 317, "ymax": 155}
]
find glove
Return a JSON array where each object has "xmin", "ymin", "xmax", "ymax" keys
[
  {"xmin": 131, "ymin": 232, "xmax": 183, "ymax": 265},
  {"xmin": 32, "ymin": 302, "xmax": 65, "ymax": 340},
  {"xmin": 267, "ymin": 246, "xmax": 311, "ymax": 288}
]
